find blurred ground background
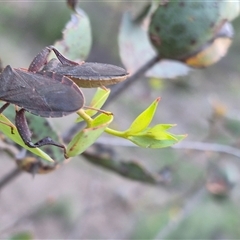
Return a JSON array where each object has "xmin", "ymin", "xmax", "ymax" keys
[{"xmin": 1, "ymin": 1, "xmax": 240, "ymax": 239}]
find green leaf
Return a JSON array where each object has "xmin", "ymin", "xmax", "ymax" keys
[
  {"xmin": 83, "ymin": 151, "xmax": 159, "ymax": 184},
  {"xmin": 141, "ymin": 129, "xmax": 178, "ymax": 141},
  {"xmin": 0, "ymin": 114, "xmax": 54, "ymax": 162},
  {"xmin": 141, "ymin": 124, "xmax": 177, "ymax": 140},
  {"xmin": 76, "ymin": 88, "xmax": 110, "ymax": 122},
  {"xmin": 125, "ymin": 97, "xmax": 160, "ymax": 135},
  {"xmin": 66, "ymin": 113, "xmax": 113, "ymax": 157},
  {"xmin": 104, "ymin": 97, "xmax": 186, "ymax": 149},
  {"xmin": 149, "ymin": 123, "xmax": 176, "ymax": 131},
  {"xmin": 52, "ymin": 8, "xmax": 92, "ymax": 61},
  {"xmin": 128, "ymin": 134, "xmax": 186, "ymax": 148}
]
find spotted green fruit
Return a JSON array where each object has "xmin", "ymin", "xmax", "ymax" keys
[
  {"xmin": 185, "ymin": 21, "xmax": 233, "ymax": 68},
  {"xmin": 148, "ymin": 0, "xmax": 236, "ymax": 62}
]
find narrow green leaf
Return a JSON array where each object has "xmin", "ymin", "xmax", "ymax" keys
[
  {"xmin": 140, "ymin": 124, "xmax": 178, "ymax": 140},
  {"xmin": 143, "ymin": 130, "xmax": 178, "ymax": 141},
  {"xmin": 76, "ymin": 88, "xmax": 110, "ymax": 122},
  {"xmin": 88, "ymin": 87, "xmax": 110, "ymax": 111},
  {"xmin": 128, "ymin": 134, "xmax": 186, "ymax": 148},
  {"xmin": 91, "ymin": 113, "xmax": 113, "ymax": 127},
  {"xmin": 66, "ymin": 114, "xmax": 113, "ymax": 157},
  {"xmin": 150, "ymin": 123, "xmax": 176, "ymax": 131},
  {"xmin": 84, "ymin": 152, "xmax": 158, "ymax": 184},
  {"xmin": 0, "ymin": 114, "xmax": 54, "ymax": 162},
  {"xmin": 125, "ymin": 97, "xmax": 160, "ymax": 135}
]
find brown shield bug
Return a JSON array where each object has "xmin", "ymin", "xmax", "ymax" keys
[
  {"xmin": 0, "ymin": 45, "xmax": 127, "ymax": 155},
  {"xmin": 29, "ymin": 46, "xmax": 129, "ymax": 88},
  {"xmin": 0, "ymin": 63, "xmax": 84, "ymax": 154}
]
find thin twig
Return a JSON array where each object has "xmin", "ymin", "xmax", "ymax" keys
[
  {"xmin": 0, "ymin": 167, "xmax": 22, "ymax": 190},
  {"xmin": 106, "ymin": 55, "xmax": 160, "ymax": 104},
  {"xmin": 94, "ymin": 137, "xmax": 240, "ymax": 159},
  {"xmin": 173, "ymin": 141, "xmax": 240, "ymax": 158}
]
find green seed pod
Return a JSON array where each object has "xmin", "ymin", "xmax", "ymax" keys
[{"xmin": 148, "ymin": 0, "xmax": 235, "ymax": 61}]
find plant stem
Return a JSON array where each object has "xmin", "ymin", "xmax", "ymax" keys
[
  {"xmin": 104, "ymin": 127, "xmax": 126, "ymax": 138},
  {"xmin": 76, "ymin": 109, "xmax": 93, "ymax": 127},
  {"xmin": 106, "ymin": 55, "xmax": 160, "ymax": 104},
  {"xmin": 95, "ymin": 137, "xmax": 240, "ymax": 159},
  {"xmin": 0, "ymin": 167, "xmax": 22, "ymax": 191}
]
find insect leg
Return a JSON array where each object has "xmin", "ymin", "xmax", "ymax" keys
[
  {"xmin": 0, "ymin": 103, "xmax": 15, "ymax": 134},
  {"xmin": 28, "ymin": 46, "xmax": 52, "ymax": 72},
  {"xmin": 15, "ymin": 109, "xmax": 67, "ymax": 155},
  {"xmin": 0, "ymin": 102, "xmax": 10, "ymax": 114}
]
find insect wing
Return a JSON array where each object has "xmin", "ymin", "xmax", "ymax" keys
[
  {"xmin": 51, "ymin": 62, "xmax": 129, "ymax": 88},
  {"xmin": 57, "ymin": 62, "xmax": 128, "ymax": 80}
]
